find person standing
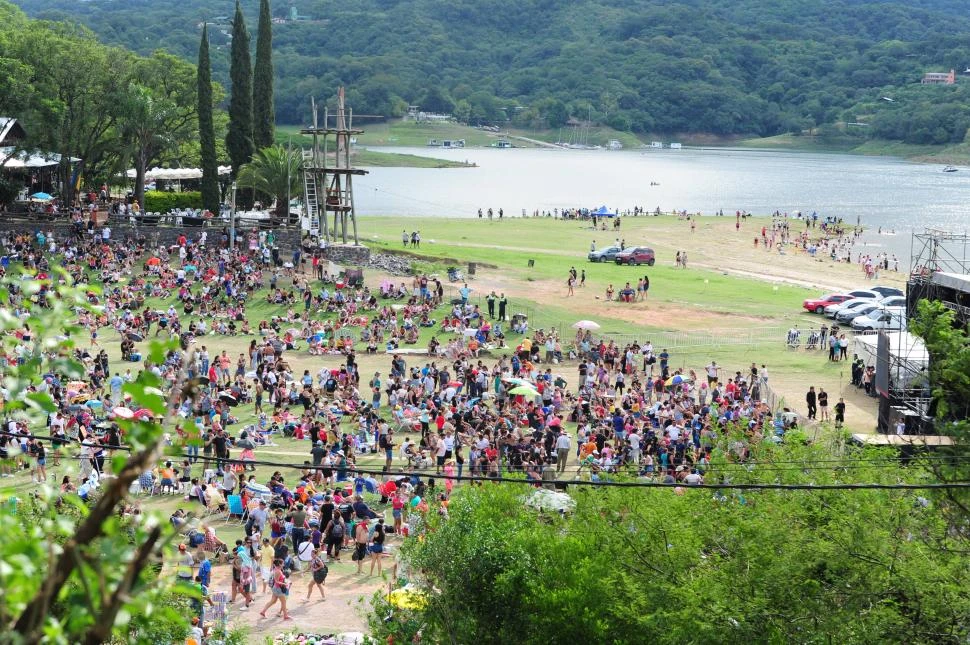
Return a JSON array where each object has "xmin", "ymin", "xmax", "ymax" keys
[
  {"xmin": 555, "ymin": 430, "xmax": 570, "ymax": 473},
  {"xmin": 486, "ymin": 291, "xmax": 496, "ymax": 318},
  {"xmin": 353, "ymin": 520, "xmax": 369, "ymax": 574},
  {"xmin": 498, "ymin": 293, "xmax": 508, "ymax": 322},
  {"xmin": 806, "ymin": 386, "xmax": 817, "ymax": 420},
  {"xmin": 834, "ymin": 398, "xmax": 846, "ymax": 429},
  {"xmin": 818, "ymin": 388, "xmax": 829, "ymax": 422}
]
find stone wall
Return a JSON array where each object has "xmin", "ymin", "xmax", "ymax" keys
[
  {"xmin": 320, "ymin": 244, "xmax": 371, "ymax": 266},
  {"xmin": 0, "ymin": 218, "xmax": 303, "ymax": 253}
]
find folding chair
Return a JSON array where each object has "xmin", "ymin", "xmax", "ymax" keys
[{"xmin": 224, "ymin": 494, "xmax": 245, "ymax": 525}]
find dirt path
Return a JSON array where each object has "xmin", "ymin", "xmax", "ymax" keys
[{"xmin": 208, "ymin": 549, "xmax": 393, "ymax": 640}]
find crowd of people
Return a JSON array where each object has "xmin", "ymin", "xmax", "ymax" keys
[{"xmin": 0, "ymin": 210, "xmax": 824, "ymax": 640}]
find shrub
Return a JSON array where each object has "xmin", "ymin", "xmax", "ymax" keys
[{"xmin": 143, "ymin": 190, "xmax": 203, "ymax": 212}]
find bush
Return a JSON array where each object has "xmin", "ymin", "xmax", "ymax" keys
[{"xmin": 143, "ymin": 190, "xmax": 203, "ymax": 212}]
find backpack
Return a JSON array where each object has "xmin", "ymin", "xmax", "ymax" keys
[{"xmin": 329, "ymin": 521, "xmax": 344, "ymax": 539}]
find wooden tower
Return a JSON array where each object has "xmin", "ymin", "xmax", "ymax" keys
[{"xmin": 300, "ymin": 88, "xmax": 367, "ymax": 245}]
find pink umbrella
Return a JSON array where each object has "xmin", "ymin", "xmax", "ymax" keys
[
  {"xmin": 113, "ymin": 407, "xmax": 134, "ymax": 419},
  {"xmin": 133, "ymin": 408, "xmax": 154, "ymax": 420}
]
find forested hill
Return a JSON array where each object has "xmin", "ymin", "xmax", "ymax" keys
[{"xmin": 14, "ymin": 0, "xmax": 970, "ymax": 142}]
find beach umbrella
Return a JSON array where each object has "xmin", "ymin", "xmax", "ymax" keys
[
  {"xmin": 85, "ymin": 400, "xmax": 103, "ymax": 409},
  {"xmin": 572, "ymin": 320, "xmax": 601, "ymax": 330},
  {"xmin": 112, "ymin": 406, "xmax": 134, "ymax": 419},
  {"xmin": 388, "ymin": 585, "xmax": 428, "ymax": 611},
  {"xmin": 448, "ymin": 380, "xmax": 463, "ymax": 388},
  {"xmin": 183, "ymin": 264, "xmax": 197, "ymax": 274},
  {"xmin": 133, "ymin": 408, "xmax": 154, "ymax": 419},
  {"xmin": 126, "ymin": 332, "xmax": 143, "ymax": 342},
  {"xmin": 146, "ymin": 257, "xmax": 161, "ymax": 267},
  {"xmin": 30, "ymin": 192, "xmax": 53, "ymax": 201},
  {"xmin": 143, "ymin": 386, "xmax": 165, "ymax": 397},
  {"xmin": 502, "ymin": 377, "xmax": 533, "ymax": 386},
  {"xmin": 509, "ymin": 385, "xmax": 540, "ymax": 397},
  {"xmin": 196, "ymin": 376, "xmax": 210, "ymax": 385},
  {"xmin": 665, "ymin": 374, "xmax": 689, "ymax": 387},
  {"xmin": 219, "ymin": 392, "xmax": 238, "ymax": 406}
]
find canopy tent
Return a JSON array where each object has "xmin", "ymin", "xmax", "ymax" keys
[
  {"xmin": 0, "ymin": 147, "xmax": 79, "ymax": 169},
  {"xmin": 125, "ymin": 165, "xmax": 232, "ymax": 180},
  {"xmin": 590, "ymin": 205, "xmax": 617, "ymax": 217}
]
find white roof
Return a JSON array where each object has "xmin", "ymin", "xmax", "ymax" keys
[
  {"xmin": 126, "ymin": 165, "xmax": 232, "ymax": 180},
  {"xmin": 854, "ymin": 331, "xmax": 928, "ymax": 363},
  {"xmin": 931, "ymin": 271, "xmax": 970, "ymax": 292},
  {"xmin": 0, "ymin": 147, "xmax": 78, "ymax": 168},
  {"xmin": 0, "ymin": 118, "xmax": 26, "ymax": 145}
]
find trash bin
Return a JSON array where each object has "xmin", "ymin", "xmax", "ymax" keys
[{"xmin": 468, "ymin": 262, "xmax": 476, "ymax": 275}]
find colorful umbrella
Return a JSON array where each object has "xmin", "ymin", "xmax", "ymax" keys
[
  {"xmin": 509, "ymin": 385, "xmax": 540, "ymax": 397},
  {"xmin": 112, "ymin": 407, "xmax": 134, "ymax": 419},
  {"xmin": 665, "ymin": 374, "xmax": 689, "ymax": 387}
]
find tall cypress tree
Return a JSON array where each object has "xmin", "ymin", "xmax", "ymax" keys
[
  {"xmin": 252, "ymin": 0, "xmax": 275, "ymax": 149},
  {"xmin": 197, "ymin": 24, "xmax": 220, "ymax": 212},
  {"xmin": 226, "ymin": 0, "xmax": 253, "ymax": 178}
]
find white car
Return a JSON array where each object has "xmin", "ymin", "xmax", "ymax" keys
[
  {"xmin": 835, "ymin": 302, "xmax": 882, "ymax": 323},
  {"xmin": 852, "ymin": 307, "xmax": 907, "ymax": 331},
  {"xmin": 826, "ymin": 297, "xmax": 877, "ymax": 318},
  {"xmin": 878, "ymin": 295, "xmax": 907, "ymax": 309}
]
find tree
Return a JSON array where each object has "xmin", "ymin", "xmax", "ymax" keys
[
  {"xmin": 226, "ymin": 0, "xmax": 253, "ymax": 179},
  {"xmin": 121, "ymin": 52, "xmax": 198, "ymax": 211},
  {"xmin": 252, "ymin": 0, "xmax": 275, "ymax": 150},
  {"xmin": 198, "ymin": 23, "xmax": 220, "ymax": 213},
  {"xmin": 395, "ymin": 436, "xmax": 970, "ymax": 644},
  {"xmin": 235, "ymin": 144, "xmax": 302, "ymax": 220}
]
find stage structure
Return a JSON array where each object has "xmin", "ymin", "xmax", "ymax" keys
[
  {"xmin": 875, "ymin": 228, "xmax": 970, "ymax": 433},
  {"xmin": 300, "ymin": 88, "xmax": 367, "ymax": 245}
]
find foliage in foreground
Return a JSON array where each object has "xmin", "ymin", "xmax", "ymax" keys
[
  {"xmin": 394, "ymin": 443, "xmax": 970, "ymax": 644},
  {"xmin": 0, "ymin": 270, "xmax": 190, "ymax": 643}
]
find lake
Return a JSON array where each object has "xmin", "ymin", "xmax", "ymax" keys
[{"xmin": 354, "ymin": 146, "xmax": 970, "ymax": 260}]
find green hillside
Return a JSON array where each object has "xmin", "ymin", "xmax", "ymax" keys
[{"xmin": 13, "ymin": 0, "xmax": 970, "ymax": 144}]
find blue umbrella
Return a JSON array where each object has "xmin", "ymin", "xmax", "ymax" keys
[
  {"xmin": 30, "ymin": 192, "xmax": 53, "ymax": 201},
  {"xmin": 665, "ymin": 374, "xmax": 688, "ymax": 387},
  {"xmin": 85, "ymin": 399, "xmax": 103, "ymax": 409}
]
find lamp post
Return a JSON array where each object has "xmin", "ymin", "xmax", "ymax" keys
[{"xmin": 229, "ymin": 181, "xmax": 237, "ymax": 250}]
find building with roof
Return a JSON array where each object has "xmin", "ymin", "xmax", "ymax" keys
[{"xmin": 921, "ymin": 69, "xmax": 955, "ymax": 85}]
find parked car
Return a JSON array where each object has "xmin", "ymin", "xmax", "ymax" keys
[
  {"xmin": 846, "ymin": 288, "xmax": 882, "ymax": 300},
  {"xmin": 871, "ymin": 285, "xmax": 904, "ymax": 298},
  {"xmin": 803, "ymin": 293, "xmax": 852, "ymax": 314},
  {"xmin": 835, "ymin": 302, "xmax": 881, "ymax": 323},
  {"xmin": 827, "ymin": 297, "xmax": 877, "ymax": 319},
  {"xmin": 852, "ymin": 307, "xmax": 907, "ymax": 332},
  {"xmin": 614, "ymin": 246, "xmax": 656, "ymax": 266},
  {"xmin": 879, "ymin": 295, "xmax": 907, "ymax": 309},
  {"xmin": 588, "ymin": 246, "xmax": 622, "ymax": 262}
]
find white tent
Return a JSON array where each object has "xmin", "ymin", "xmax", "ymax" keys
[
  {"xmin": 125, "ymin": 165, "xmax": 232, "ymax": 179},
  {"xmin": 853, "ymin": 331, "xmax": 929, "ymax": 390}
]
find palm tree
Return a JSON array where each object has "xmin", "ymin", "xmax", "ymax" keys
[{"xmin": 236, "ymin": 145, "xmax": 303, "ymax": 220}]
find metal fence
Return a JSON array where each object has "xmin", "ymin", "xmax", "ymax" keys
[{"xmin": 596, "ymin": 327, "xmax": 786, "ymax": 352}]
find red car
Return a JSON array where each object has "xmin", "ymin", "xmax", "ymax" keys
[
  {"xmin": 614, "ymin": 246, "xmax": 656, "ymax": 266},
  {"xmin": 803, "ymin": 293, "xmax": 851, "ymax": 314}
]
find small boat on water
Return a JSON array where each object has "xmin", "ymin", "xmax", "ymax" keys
[{"xmin": 943, "ymin": 165, "xmax": 958, "ymax": 172}]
